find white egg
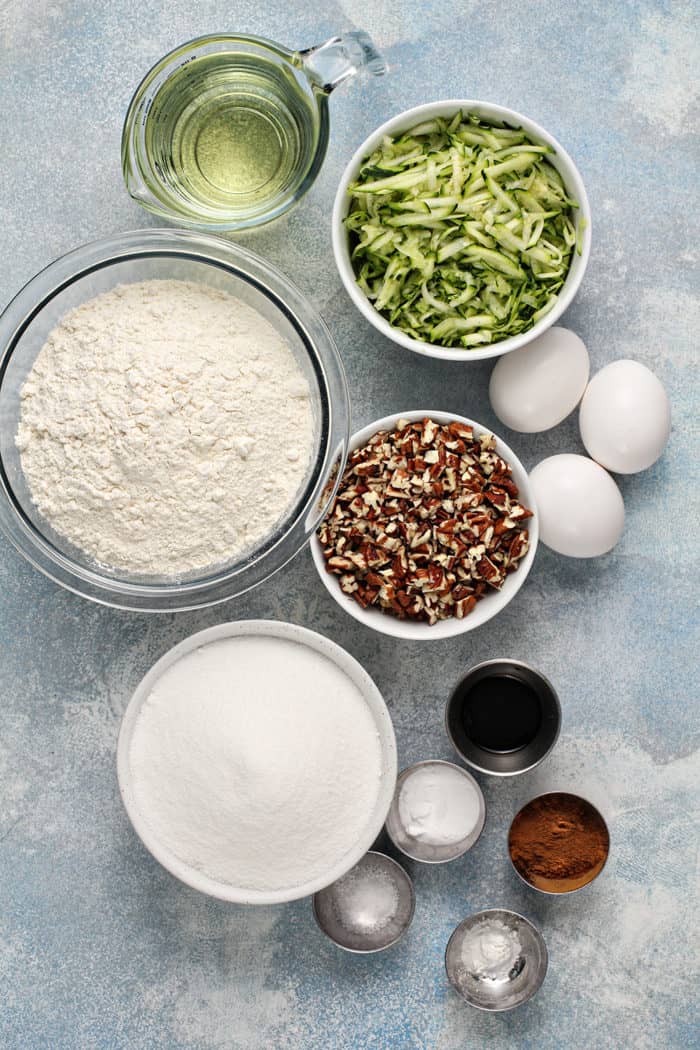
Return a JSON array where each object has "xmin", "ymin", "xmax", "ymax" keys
[
  {"xmin": 579, "ymin": 359, "xmax": 671, "ymax": 473},
  {"xmin": 489, "ymin": 327, "xmax": 589, "ymax": 433},
  {"xmin": 529, "ymin": 454, "xmax": 625, "ymax": 558}
]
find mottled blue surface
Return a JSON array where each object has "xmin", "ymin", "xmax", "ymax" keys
[{"xmin": 1, "ymin": 2, "xmax": 698, "ymax": 1048}]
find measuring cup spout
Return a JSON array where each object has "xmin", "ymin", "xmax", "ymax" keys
[
  {"xmin": 299, "ymin": 31, "xmax": 386, "ymax": 94},
  {"xmin": 123, "ymin": 157, "xmax": 158, "ymax": 208}
]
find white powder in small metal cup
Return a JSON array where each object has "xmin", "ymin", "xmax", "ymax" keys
[
  {"xmin": 460, "ymin": 919, "xmax": 523, "ymax": 981},
  {"xmin": 127, "ymin": 634, "xmax": 385, "ymax": 893},
  {"xmin": 398, "ymin": 764, "xmax": 482, "ymax": 846}
]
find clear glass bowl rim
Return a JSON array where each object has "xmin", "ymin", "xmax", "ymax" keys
[{"xmin": 0, "ymin": 228, "xmax": 349, "ymax": 611}]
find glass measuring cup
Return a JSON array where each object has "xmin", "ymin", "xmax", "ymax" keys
[{"xmin": 122, "ymin": 31, "xmax": 385, "ymax": 231}]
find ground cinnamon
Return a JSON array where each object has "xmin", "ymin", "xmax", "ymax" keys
[{"xmin": 508, "ymin": 792, "xmax": 609, "ymax": 893}]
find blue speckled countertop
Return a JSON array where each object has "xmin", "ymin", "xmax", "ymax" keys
[{"xmin": 1, "ymin": 2, "xmax": 698, "ymax": 1048}]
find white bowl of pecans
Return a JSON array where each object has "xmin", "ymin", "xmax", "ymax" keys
[{"xmin": 311, "ymin": 411, "xmax": 538, "ymax": 640}]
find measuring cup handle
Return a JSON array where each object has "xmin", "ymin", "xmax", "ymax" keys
[{"xmin": 298, "ymin": 31, "xmax": 386, "ymax": 93}]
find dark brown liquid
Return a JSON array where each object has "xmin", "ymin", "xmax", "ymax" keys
[{"xmin": 459, "ymin": 673, "xmax": 542, "ymax": 753}]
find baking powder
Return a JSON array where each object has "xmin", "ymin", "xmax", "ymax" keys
[
  {"xmin": 16, "ymin": 280, "xmax": 314, "ymax": 575},
  {"xmin": 398, "ymin": 764, "xmax": 482, "ymax": 845}
]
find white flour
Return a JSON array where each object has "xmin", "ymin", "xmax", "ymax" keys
[
  {"xmin": 16, "ymin": 280, "xmax": 314, "ymax": 575},
  {"xmin": 128, "ymin": 636, "xmax": 384, "ymax": 891}
]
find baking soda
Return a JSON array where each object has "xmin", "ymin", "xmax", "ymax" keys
[{"xmin": 460, "ymin": 919, "xmax": 523, "ymax": 980}]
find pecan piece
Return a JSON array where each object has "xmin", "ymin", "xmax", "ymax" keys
[{"xmin": 318, "ymin": 417, "xmax": 533, "ymax": 625}]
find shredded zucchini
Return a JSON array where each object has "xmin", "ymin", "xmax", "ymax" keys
[{"xmin": 346, "ymin": 112, "xmax": 578, "ymax": 349}]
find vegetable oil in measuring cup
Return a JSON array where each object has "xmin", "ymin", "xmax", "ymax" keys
[{"xmin": 144, "ymin": 52, "xmax": 320, "ymax": 222}]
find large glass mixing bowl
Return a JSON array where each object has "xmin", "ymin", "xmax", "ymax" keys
[{"xmin": 0, "ymin": 230, "xmax": 349, "ymax": 611}]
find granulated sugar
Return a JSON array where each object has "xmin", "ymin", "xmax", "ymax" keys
[{"xmin": 128, "ymin": 634, "xmax": 385, "ymax": 892}]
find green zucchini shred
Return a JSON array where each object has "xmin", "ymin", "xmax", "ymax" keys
[{"xmin": 346, "ymin": 112, "xmax": 579, "ymax": 349}]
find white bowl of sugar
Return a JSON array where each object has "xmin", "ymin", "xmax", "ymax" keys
[{"xmin": 117, "ymin": 619, "xmax": 397, "ymax": 904}]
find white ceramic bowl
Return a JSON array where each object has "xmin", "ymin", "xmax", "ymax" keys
[
  {"xmin": 117, "ymin": 619, "xmax": 397, "ymax": 904},
  {"xmin": 310, "ymin": 411, "xmax": 538, "ymax": 640},
  {"xmin": 332, "ymin": 100, "xmax": 591, "ymax": 362}
]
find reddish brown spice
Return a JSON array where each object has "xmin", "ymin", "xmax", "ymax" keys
[{"xmin": 508, "ymin": 792, "xmax": 610, "ymax": 893}]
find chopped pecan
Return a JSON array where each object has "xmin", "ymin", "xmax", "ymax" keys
[
  {"xmin": 455, "ymin": 595, "xmax": 477, "ymax": 618},
  {"xmin": 327, "ymin": 555, "xmax": 353, "ymax": 572},
  {"xmin": 317, "ymin": 418, "xmax": 532, "ymax": 625},
  {"xmin": 484, "ymin": 486, "xmax": 510, "ymax": 511}
]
